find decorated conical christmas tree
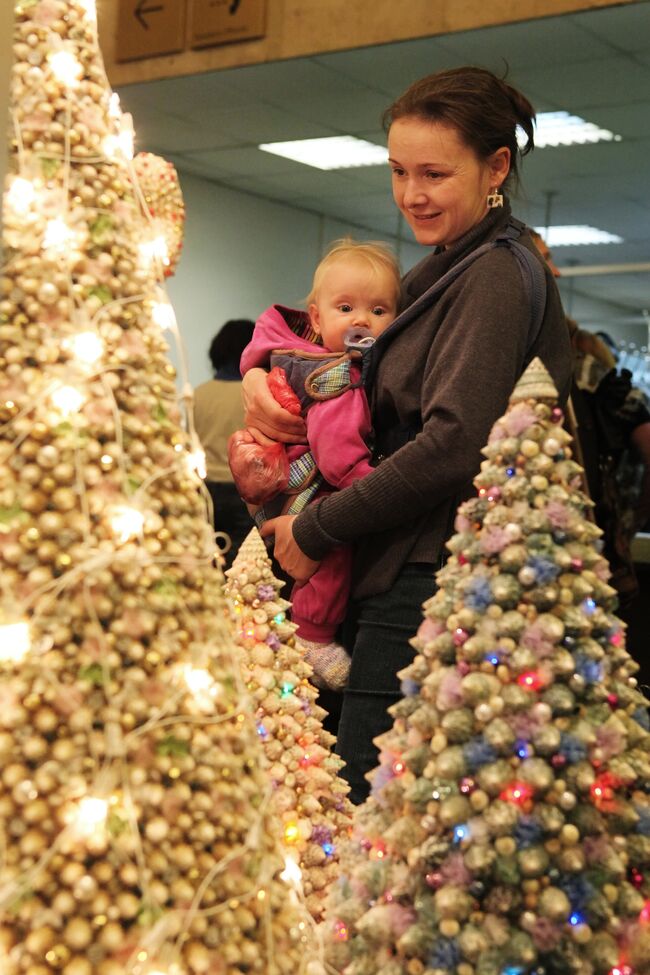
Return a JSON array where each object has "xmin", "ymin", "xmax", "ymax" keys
[
  {"xmin": 224, "ymin": 528, "xmax": 354, "ymax": 921},
  {"xmin": 325, "ymin": 358, "xmax": 650, "ymax": 975},
  {"xmin": 0, "ymin": 3, "xmax": 317, "ymax": 973}
]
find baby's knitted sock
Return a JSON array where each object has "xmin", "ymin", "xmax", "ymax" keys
[{"xmin": 299, "ymin": 638, "xmax": 351, "ymax": 693}]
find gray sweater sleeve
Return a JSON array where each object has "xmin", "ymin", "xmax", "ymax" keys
[{"xmin": 293, "ymin": 247, "xmax": 566, "ymax": 561}]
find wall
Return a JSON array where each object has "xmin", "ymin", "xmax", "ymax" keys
[{"xmin": 168, "ymin": 172, "xmax": 423, "ymax": 386}]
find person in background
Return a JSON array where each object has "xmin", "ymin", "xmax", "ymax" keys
[
  {"xmin": 244, "ymin": 67, "xmax": 573, "ymax": 803},
  {"xmin": 229, "ymin": 239, "xmax": 401, "ymax": 692},
  {"xmin": 530, "ymin": 231, "xmax": 650, "ymax": 608},
  {"xmin": 193, "ymin": 319, "xmax": 255, "ymax": 567}
]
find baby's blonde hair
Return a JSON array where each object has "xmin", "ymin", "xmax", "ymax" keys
[{"xmin": 306, "ymin": 237, "xmax": 401, "ymax": 306}]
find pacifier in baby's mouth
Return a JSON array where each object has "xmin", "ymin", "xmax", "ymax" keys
[{"xmin": 344, "ymin": 326, "xmax": 376, "ymax": 351}]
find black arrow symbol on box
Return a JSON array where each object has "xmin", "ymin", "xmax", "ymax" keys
[{"xmin": 135, "ymin": 0, "xmax": 163, "ymax": 29}]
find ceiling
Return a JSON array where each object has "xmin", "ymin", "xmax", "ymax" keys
[{"xmin": 115, "ymin": 1, "xmax": 650, "ymax": 334}]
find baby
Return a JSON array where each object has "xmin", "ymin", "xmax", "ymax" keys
[{"xmin": 229, "ymin": 239, "xmax": 400, "ymax": 690}]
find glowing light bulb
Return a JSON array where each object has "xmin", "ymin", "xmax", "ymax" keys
[
  {"xmin": 102, "ymin": 134, "xmax": 119, "ymax": 159},
  {"xmin": 70, "ymin": 796, "xmax": 108, "ymax": 837},
  {"xmin": 500, "ymin": 781, "xmax": 534, "ymax": 805},
  {"xmin": 102, "ymin": 115, "xmax": 134, "ymax": 161},
  {"xmin": 51, "ymin": 383, "xmax": 85, "ymax": 415},
  {"xmin": 182, "ymin": 666, "xmax": 219, "ymax": 712},
  {"xmin": 108, "ymin": 92, "xmax": 121, "ymax": 120},
  {"xmin": 517, "ymin": 670, "xmax": 545, "ymax": 692},
  {"xmin": 79, "ymin": 0, "xmax": 97, "ymax": 22},
  {"xmin": 151, "ymin": 301, "xmax": 176, "ymax": 330},
  {"xmin": 186, "ymin": 448, "xmax": 206, "ymax": 480},
  {"xmin": 283, "ymin": 822, "xmax": 300, "ymax": 845},
  {"xmin": 139, "ymin": 234, "xmax": 170, "ymax": 269},
  {"xmin": 109, "ymin": 506, "xmax": 145, "ymax": 543},
  {"xmin": 43, "ymin": 217, "xmax": 74, "ymax": 254},
  {"xmin": 0, "ymin": 621, "xmax": 31, "ymax": 663},
  {"xmin": 48, "ymin": 49, "xmax": 83, "ymax": 88},
  {"xmin": 64, "ymin": 331, "xmax": 104, "ymax": 366},
  {"xmin": 183, "ymin": 666, "xmax": 214, "ymax": 695},
  {"xmin": 280, "ymin": 855, "xmax": 302, "ymax": 886},
  {"xmin": 6, "ymin": 176, "xmax": 36, "ymax": 216}
]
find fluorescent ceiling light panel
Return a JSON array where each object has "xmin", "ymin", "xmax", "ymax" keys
[
  {"xmin": 258, "ymin": 136, "xmax": 388, "ymax": 170},
  {"xmin": 519, "ymin": 111, "xmax": 622, "ymax": 148},
  {"xmin": 535, "ymin": 225, "xmax": 623, "ymax": 247}
]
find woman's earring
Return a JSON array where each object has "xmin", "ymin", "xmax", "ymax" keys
[{"xmin": 487, "ymin": 187, "xmax": 504, "ymax": 209}]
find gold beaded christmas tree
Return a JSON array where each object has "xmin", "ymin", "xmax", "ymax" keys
[
  {"xmin": 325, "ymin": 359, "xmax": 650, "ymax": 975},
  {"xmin": 224, "ymin": 528, "xmax": 354, "ymax": 922},
  {"xmin": 0, "ymin": 2, "xmax": 318, "ymax": 973}
]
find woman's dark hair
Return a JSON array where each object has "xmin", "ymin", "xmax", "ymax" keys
[
  {"xmin": 209, "ymin": 319, "xmax": 255, "ymax": 374},
  {"xmin": 383, "ymin": 66, "xmax": 535, "ymax": 189}
]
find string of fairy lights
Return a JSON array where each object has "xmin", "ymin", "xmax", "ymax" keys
[{"xmin": 1, "ymin": 2, "xmax": 322, "ymax": 972}]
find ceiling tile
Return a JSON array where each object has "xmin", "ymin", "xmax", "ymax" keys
[
  {"xmin": 516, "ymin": 55, "xmax": 650, "ymax": 110},
  {"xmin": 435, "ymin": 16, "xmax": 616, "ymax": 68},
  {"xmin": 312, "ymin": 38, "xmax": 463, "ymax": 96},
  {"xmin": 571, "ymin": 3, "xmax": 650, "ymax": 54}
]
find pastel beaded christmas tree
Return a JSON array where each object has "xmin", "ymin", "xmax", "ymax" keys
[
  {"xmin": 0, "ymin": 2, "xmax": 317, "ymax": 973},
  {"xmin": 224, "ymin": 528, "xmax": 354, "ymax": 921},
  {"xmin": 325, "ymin": 358, "xmax": 650, "ymax": 975}
]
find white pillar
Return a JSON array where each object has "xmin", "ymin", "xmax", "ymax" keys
[{"xmin": 0, "ymin": 2, "xmax": 14, "ymax": 252}]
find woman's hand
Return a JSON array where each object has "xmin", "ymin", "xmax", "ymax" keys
[
  {"xmin": 260, "ymin": 515, "xmax": 320, "ymax": 584},
  {"xmin": 242, "ymin": 368, "xmax": 306, "ymax": 445}
]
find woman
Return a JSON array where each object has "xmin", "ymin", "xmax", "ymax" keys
[{"xmin": 244, "ymin": 67, "xmax": 573, "ymax": 803}]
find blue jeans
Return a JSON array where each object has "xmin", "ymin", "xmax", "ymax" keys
[{"xmin": 336, "ymin": 563, "xmax": 437, "ymax": 804}]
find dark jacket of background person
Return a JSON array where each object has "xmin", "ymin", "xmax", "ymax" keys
[
  {"xmin": 567, "ymin": 317, "xmax": 650, "ymax": 606},
  {"xmin": 293, "ymin": 203, "xmax": 573, "ymax": 599},
  {"xmin": 193, "ymin": 319, "xmax": 254, "ymax": 565}
]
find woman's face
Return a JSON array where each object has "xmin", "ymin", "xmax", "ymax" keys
[{"xmin": 388, "ymin": 116, "xmax": 509, "ymax": 248}]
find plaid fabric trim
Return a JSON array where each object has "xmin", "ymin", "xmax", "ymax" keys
[
  {"xmin": 287, "ymin": 475, "xmax": 324, "ymax": 515},
  {"xmin": 310, "ymin": 360, "xmax": 351, "ymax": 397},
  {"xmin": 287, "ymin": 450, "xmax": 317, "ymax": 491},
  {"xmin": 253, "ymin": 472, "xmax": 324, "ymax": 527}
]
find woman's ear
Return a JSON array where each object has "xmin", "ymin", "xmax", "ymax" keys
[
  {"xmin": 308, "ymin": 303, "xmax": 321, "ymax": 334},
  {"xmin": 489, "ymin": 146, "xmax": 511, "ymax": 187}
]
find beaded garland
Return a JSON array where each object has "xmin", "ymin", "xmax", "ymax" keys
[{"xmin": 132, "ymin": 151, "xmax": 185, "ymax": 278}]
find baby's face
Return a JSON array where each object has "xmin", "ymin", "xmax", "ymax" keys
[{"xmin": 309, "ymin": 258, "xmax": 398, "ymax": 352}]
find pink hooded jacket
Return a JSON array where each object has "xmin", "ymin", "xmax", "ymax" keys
[{"xmin": 240, "ymin": 304, "xmax": 375, "ymax": 490}]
